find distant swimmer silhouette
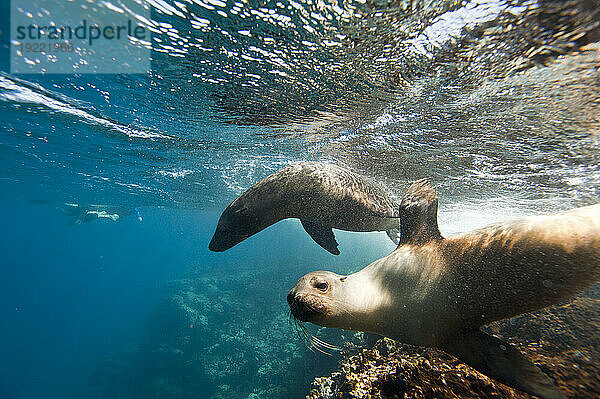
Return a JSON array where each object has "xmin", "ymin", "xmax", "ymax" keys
[
  {"xmin": 209, "ymin": 162, "xmax": 401, "ymax": 255},
  {"xmin": 29, "ymin": 200, "xmax": 143, "ymax": 227}
]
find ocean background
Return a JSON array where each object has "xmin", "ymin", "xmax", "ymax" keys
[
  {"xmin": 1, "ymin": 0, "xmax": 599, "ymax": 398},
  {"xmin": 0, "ymin": 200, "xmax": 393, "ymax": 398}
]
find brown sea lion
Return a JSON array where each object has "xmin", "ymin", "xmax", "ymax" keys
[
  {"xmin": 288, "ymin": 179, "xmax": 600, "ymax": 399},
  {"xmin": 209, "ymin": 162, "xmax": 401, "ymax": 255}
]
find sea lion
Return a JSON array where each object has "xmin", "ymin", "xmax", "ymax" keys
[
  {"xmin": 288, "ymin": 179, "xmax": 600, "ymax": 399},
  {"xmin": 209, "ymin": 162, "xmax": 400, "ymax": 255}
]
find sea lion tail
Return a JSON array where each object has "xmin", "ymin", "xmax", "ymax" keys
[
  {"xmin": 386, "ymin": 227, "xmax": 400, "ymax": 245},
  {"xmin": 443, "ymin": 330, "xmax": 565, "ymax": 399}
]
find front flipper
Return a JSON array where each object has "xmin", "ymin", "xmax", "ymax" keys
[
  {"xmin": 300, "ymin": 220, "xmax": 340, "ymax": 255},
  {"xmin": 442, "ymin": 330, "xmax": 564, "ymax": 399}
]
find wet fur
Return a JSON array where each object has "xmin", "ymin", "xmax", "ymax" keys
[
  {"xmin": 209, "ymin": 162, "xmax": 399, "ymax": 252},
  {"xmin": 289, "ymin": 202, "xmax": 600, "ymax": 398}
]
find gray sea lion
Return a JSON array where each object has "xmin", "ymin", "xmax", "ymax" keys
[
  {"xmin": 288, "ymin": 179, "xmax": 600, "ymax": 399},
  {"xmin": 209, "ymin": 162, "xmax": 400, "ymax": 255}
]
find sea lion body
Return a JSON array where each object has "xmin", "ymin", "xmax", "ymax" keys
[
  {"xmin": 288, "ymin": 180, "xmax": 600, "ymax": 398},
  {"xmin": 209, "ymin": 162, "xmax": 400, "ymax": 254},
  {"xmin": 437, "ymin": 206, "xmax": 600, "ymax": 331},
  {"xmin": 325, "ymin": 205, "xmax": 600, "ymax": 344}
]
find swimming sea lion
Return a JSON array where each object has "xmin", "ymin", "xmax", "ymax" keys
[
  {"xmin": 209, "ymin": 162, "xmax": 401, "ymax": 255},
  {"xmin": 288, "ymin": 179, "xmax": 600, "ymax": 399}
]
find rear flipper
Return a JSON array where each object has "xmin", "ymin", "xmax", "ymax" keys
[
  {"xmin": 386, "ymin": 228, "xmax": 400, "ymax": 245},
  {"xmin": 442, "ymin": 330, "xmax": 565, "ymax": 399}
]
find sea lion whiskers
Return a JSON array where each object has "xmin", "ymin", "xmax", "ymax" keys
[
  {"xmin": 296, "ymin": 319, "xmax": 341, "ymax": 355},
  {"xmin": 289, "ymin": 310, "xmax": 341, "ymax": 355},
  {"xmin": 292, "ymin": 318, "xmax": 325, "ymax": 355},
  {"xmin": 289, "ymin": 309, "xmax": 319, "ymax": 353},
  {"xmin": 299, "ymin": 323, "xmax": 341, "ymax": 352}
]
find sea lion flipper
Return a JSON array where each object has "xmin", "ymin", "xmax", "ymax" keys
[
  {"xmin": 300, "ymin": 220, "xmax": 340, "ymax": 255},
  {"xmin": 386, "ymin": 228, "xmax": 400, "ymax": 245},
  {"xmin": 444, "ymin": 330, "xmax": 565, "ymax": 399},
  {"xmin": 398, "ymin": 179, "xmax": 442, "ymax": 246}
]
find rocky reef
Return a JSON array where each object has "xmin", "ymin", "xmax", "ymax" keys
[
  {"xmin": 90, "ymin": 266, "xmax": 362, "ymax": 399},
  {"xmin": 308, "ymin": 287, "xmax": 600, "ymax": 399}
]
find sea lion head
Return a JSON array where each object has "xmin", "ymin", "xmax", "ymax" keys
[
  {"xmin": 209, "ymin": 197, "xmax": 268, "ymax": 252},
  {"xmin": 209, "ymin": 175, "xmax": 287, "ymax": 252},
  {"xmin": 287, "ymin": 271, "xmax": 350, "ymax": 327}
]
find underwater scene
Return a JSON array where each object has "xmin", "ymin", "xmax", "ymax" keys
[{"xmin": 1, "ymin": 0, "xmax": 599, "ymax": 398}]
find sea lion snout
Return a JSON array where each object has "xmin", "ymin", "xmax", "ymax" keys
[
  {"xmin": 209, "ymin": 195, "xmax": 277, "ymax": 253},
  {"xmin": 287, "ymin": 291, "xmax": 326, "ymax": 321},
  {"xmin": 288, "ymin": 271, "xmax": 345, "ymax": 322},
  {"xmin": 209, "ymin": 209, "xmax": 255, "ymax": 251},
  {"xmin": 208, "ymin": 230, "xmax": 239, "ymax": 252},
  {"xmin": 286, "ymin": 291, "xmax": 296, "ymax": 306}
]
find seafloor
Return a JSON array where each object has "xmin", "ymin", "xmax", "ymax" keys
[{"xmin": 91, "ymin": 266, "xmax": 363, "ymax": 398}]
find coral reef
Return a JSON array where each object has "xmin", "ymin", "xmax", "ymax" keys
[{"xmin": 308, "ymin": 287, "xmax": 600, "ymax": 398}]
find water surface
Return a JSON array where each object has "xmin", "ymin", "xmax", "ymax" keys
[{"xmin": 0, "ymin": 0, "xmax": 599, "ymax": 397}]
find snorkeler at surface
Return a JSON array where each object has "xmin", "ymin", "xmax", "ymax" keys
[{"xmin": 29, "ymin": 200, "xmax": 143, "ymax": 226}]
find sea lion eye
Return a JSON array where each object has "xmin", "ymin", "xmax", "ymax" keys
[{"xmin": 315, "ymin": 282, "xmax": 328, "ymax": 292}]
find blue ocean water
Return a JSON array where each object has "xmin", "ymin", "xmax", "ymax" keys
[
  {"xmin": 0, "ymin": 198, "xmax": 393, "ymax": 398},
  {"xmin": 1, "ymin": 0, "xmax": 599, "ymax": 398}
]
